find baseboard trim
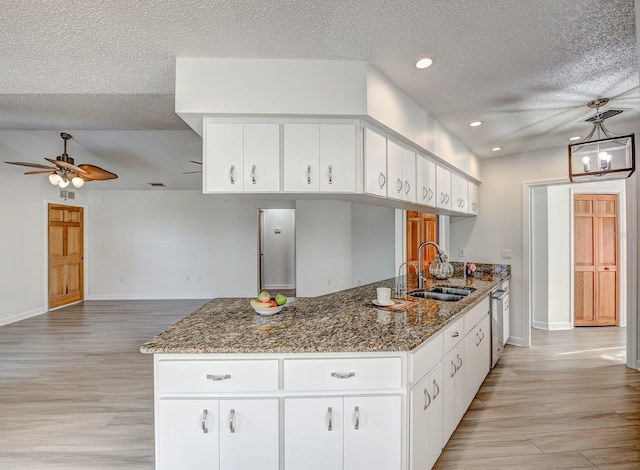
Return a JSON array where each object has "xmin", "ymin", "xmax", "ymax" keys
[
  {"xmin": 506, "ymin": 336, "xmax": 524, "ymax": 347},
  {"xmin": 532, "ymin": 321, "xmax": 548, "ymax": 330},
  {"xmin": 0, "ymin": 307, "xmax": 47, "ymax": 326}
]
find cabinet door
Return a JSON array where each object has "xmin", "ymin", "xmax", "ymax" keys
[
  {"xmin": 158, "ymin": 399, "xmax": 219, "ymax": 470},
  {"xmin": 343, "ymin": 395, "xmax": 401, "ymax": 470},
  {"xmin": 364, "ymin": 128, "xmax": 388, "ymax": 197},
  {"xmin": 402, "ymin": 147, "xmax": 417, "ymax": 202},
  {"xmin": 442, "ymin": 341, "xmax": 464, "ymax": 445},
  {"xmin": 468, "ymin": 182, "xmax": 479, "ymax": 214},
  {"xmin": 502, "ymin": 292, "xmax": 510, "ymax": 344},
  {"xmin": 243, "ymin": 123, "xmax": 280, "ymax": 193},
  {"xmin": 451, "ymin": 173, "xmax": 469, "ymax": 213},
  {"xmin": 386, "ymin": 140, "xmax": 404, "ymax": 200},
  {"xmin": 284, "ymin": 397, "xmax": 343, "ymax": 470},
  {"xmin": 219, "ymin": 399, "xmax": 279, "ymax": 470},
  {"xmin": 205, "ymin": 123, "xmax": 244, "ymax": 192},
  {"xmin": 319, "ymin": 123, "xmax": 357, "ymax": 192},
  {"xmin": 463, "ymin": 316, "xmax": 490, "ymax": 410},
  {"xmin": 283, "ymin": 124, "xmax": 320, "ymax": 192},
  {"xmin": 410, "ymin": 362, "xmax": 443, "ymax": 470},
  {"xmin": 416, "ymin": 156, "xmax": 436, "ymax": 207},
  {"xmin": 436, "ymin": 165, "xmax": 451, "ymax": 210}
]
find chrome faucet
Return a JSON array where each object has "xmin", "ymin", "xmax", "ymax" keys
[
  {"xmin": 416, "ymin": 241, "xmax": 446, "ymax": 289},
  {"xmin": 395, "ymin": 261, "xmax": 418, "ymax": 297}
]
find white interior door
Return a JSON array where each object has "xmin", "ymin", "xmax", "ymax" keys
[{"xmin": 260, "ymin": 209, "xmax": 296, "ymax": 292}]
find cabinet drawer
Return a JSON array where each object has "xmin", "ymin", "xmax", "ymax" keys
[
  {"xmin": 158, "ymin": 359, "xmax": 279, "ymax": 394},
  {"xmin": 442, "ymin": 316, "xmax": 464, "ymax": 354},
  {"xmin": 409, "ymin": 333, "xmax": 443, "ymax": 384},
  {"xmin": 464, "ymin": 297, "xmax": 490, "ymax": 335},
  {"xmin": 283, "ymin": 357, "xmax": 402, "ymax": 391}
]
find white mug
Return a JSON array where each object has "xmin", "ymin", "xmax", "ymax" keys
[{"xmin": 376, "ymin": 287, "xmax": 391, "ymax": 304}]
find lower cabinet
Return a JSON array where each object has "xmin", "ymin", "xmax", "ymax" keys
[
  {"xmin": 158, "ymin": 398, "xmax": 279, "ymax": 470},
  {"xmin": 410, "ymin": 362, "xmax": 443, "ymax": 470},
  {"xmin": 463, "ymin": 315, "xmax": 491, "ymax": 410},
  {"xmin": 284, "ymin": 395, "xmax": 402, "ymax": 470}
]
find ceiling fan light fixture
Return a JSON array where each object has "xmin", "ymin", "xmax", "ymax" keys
[
  {"xmin": 71, "ymin": 176, "xmax": 85, "ymax": 188},
  {"xmin": 49, "ymin": 173, "xmax": 62, "ymax": 185},
  {"xmin": 58, "ymin": 177, "xmax": 70, "ymax": 189}
]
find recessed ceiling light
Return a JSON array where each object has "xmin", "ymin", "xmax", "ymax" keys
[
  {"xmin": 491, "ymin": 147, "xmax": 502, "ymax": 151},
  {"xmin": 569, "ymin": 136, "xmax": 581, "ymax": 141},
  {"xmin": 415, "ymin": 57, "xmax": 434, "ymax": 69},
  {"xmin": 469, "ymin": 121, "xmax": 483, "ymax": 127}
]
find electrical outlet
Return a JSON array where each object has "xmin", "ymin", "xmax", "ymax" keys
[
  {"xmin": 459, "ymin": 248, "xmax": 465, "ymax": 257},
  {"xmin": 501, "ymin": 249, "xmax": 512, "ymax": 259}
]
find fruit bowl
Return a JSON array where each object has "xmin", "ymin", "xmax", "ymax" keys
[{"xmin": 251, "ymin": 305, "xmax": 283, "ymax": 316}]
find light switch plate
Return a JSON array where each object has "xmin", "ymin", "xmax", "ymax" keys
[{"xmin": 501, "ymin": 249, "xmax": 512, "ymax": 259}]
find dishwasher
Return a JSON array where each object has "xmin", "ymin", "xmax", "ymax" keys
[{"xmin": 490, "ymin": 280, "xmax": 509, "ymax": 368}]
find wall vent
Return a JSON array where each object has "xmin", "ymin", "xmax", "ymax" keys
[{"xmin": 59, "ymin": 190, "xmax": 75, "ymax": 199}]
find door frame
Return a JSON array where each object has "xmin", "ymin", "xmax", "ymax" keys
[
  {"xmin": 45, "ymin": 199, "xmax": 89, "ymax": 310},
  {"xmin": 523, "ymin": 177, "xmax": 637, "ymax": 369}
]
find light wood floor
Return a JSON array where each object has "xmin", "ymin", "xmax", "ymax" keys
[{"xmin": 0, "ymin": 301, "xmax": 638, "ymax": 469}]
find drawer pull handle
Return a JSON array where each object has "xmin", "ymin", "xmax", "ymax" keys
[
  {"xmin": 451, "ymin": 360, "xmax": 457, "ymax": 377},
  {"xmin": 251, "ymin": 164, "xmax": 256, "ymax": 184},
  {"xmin": 475, "ymin": 332, "xmax": 481, "ymax": 347},
  {"xmin": 307, "ymin": 165, "xmax": 312, "ymax": 184},
  {"xmin": 457, "ymin": 354, "xmax": 463, "ymax": 370},
  {"xmin": 229, "ymin": 165, "xmax": 235, "ymax": 184},
  {"xmin": 229, "ymin": 408, "xmax": 236, "ymax": 433},
  {"xmin": 354, "ymin": 406, "xmax": 360, "ymax": 430},
  {"xmin": 378, "ymin": 171, "xmax": 386, "ymax": 189},
  {"xmin": 201, "ymin": 409, "xmax": 208, "ymax": 434},
  {"xmin": 423, "ymin": 388, "xmax": 432, "ymax": 411},
  {"xmin": 327, "ymin": 407, "xmax": 333, "ymax": 431},
  {"xmin": 206, "ymin": 374, "xmax": 231, "ymax": 381},
  {"xmin": 423, "ymin": 186, "xmax": 427, "ymax": 200},
  {"xmin": 428, "ymin": 188, "xmax": 433, "ymax": 200},
  {"xmin": 451, "ymin": 331, "xmax": 459, "ymax": 338},
  {"xmin": 331, "ymin": 372, "xmax": 355, "ymax": 379},
  {"xmin": 328, "ymin": 165, "xmax": 333, "ymax": 184},
  {"xmin": 404, "ymin": 180, "xmax": 410, "ymax": 195},
  {"xmin": 433, "ymin": 379, "xmax": 440, "ymax": 399}
]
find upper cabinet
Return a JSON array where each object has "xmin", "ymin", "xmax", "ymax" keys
[
  {"xmin": 416, "ymin": 155, "xmax": 436, "ymax": 208},
  {"xmin": 436, "ymin": 165, "xmax": 452, "ymax": 211},
  {"xmin": 283, "ymin": 123, "xmax": 357, "ymax": 193},
  {"xmin": 204, "ymin": 118, "xmax": 478, "ymax": 216},
  {"xmin": 204, "ymin": 122, "xmax": 280, "ymax": 193},
  {"xmin": 451, "ymin": 172, "xmax": 469, "ymax": 213}
]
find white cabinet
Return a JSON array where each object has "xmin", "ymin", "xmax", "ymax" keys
[
  {"xmin": 442, "ymin": 341, "xmax": 465, "ymax": 445},
  {"xmin": 364, "ymin": 127, "xmax": 388, "ymax": 197},
  {"xmin": 285, "ymin": 395, "xmax": 401, "ymax": 470},
  {"xmin": 468, "ymin": 181, "xmax": 479, "ymax": 215},
  {"xmin": 463, "ymin": 315, "xmax": 490, "ymax": 410},
  {"xmin": 436, "ymin": 165, "xmax": 451, "ymax": 210},
  {"xmin": 283, "ymin": 123, "xmax": 357, "ymax": 193},
  {"xmin": 387, "ymin": 141, "xmax": 416, "ymax": 202},
  {"xmin": 410, "ymin": 362, "xmax": 443, "ymax": 470},
  {"xmin": 451, "ymin": 172, "xmax": 469, "ymax": 213},
  {"xmin": 416, "ymin": 155, "xmax": 437, "ymax": 207},
  {"xmin": 204, "ymin": 122, "xmax": 280, "ymax": 193},
  {"xmin": 502, "ymin": 281, "xmax": 510, "ymax": 344},
  {"xmin": 158, "ymin": 398, "xmax": 279, "ymax": 470}
]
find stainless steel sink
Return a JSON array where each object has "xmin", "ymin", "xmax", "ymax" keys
[{"xmin": 407, "ymin": 286, "xmax": 476, "ymax": 302}]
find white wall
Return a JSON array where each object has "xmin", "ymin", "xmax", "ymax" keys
[
  {"xmin": 351, "ymin": 203, "xmax": 396, "ymax": 286},
  {"xmin": 546, "ymin": 185, "xmax": 572, "ymax": 329}
]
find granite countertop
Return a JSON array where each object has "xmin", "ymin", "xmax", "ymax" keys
[{"xmin": 140, "ymin": 270, "xmax": 509, "ymax": 355}]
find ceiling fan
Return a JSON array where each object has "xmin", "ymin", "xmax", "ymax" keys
[
  {"xmin": 4, "ymin": 132, "xmax": 118, "ymax": 188},
  {"xmin": 183, "ymin": 160, "xmax": 202, "ymax": 174}
]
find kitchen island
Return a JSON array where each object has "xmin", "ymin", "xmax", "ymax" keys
[{"xmin": 141, "ymin": 269, "xmax": 509, "ymax": 470}]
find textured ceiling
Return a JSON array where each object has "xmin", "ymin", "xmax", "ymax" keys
[{"xmin": 0, "ymin": 0, "xmax": 638, "ymax": 189}]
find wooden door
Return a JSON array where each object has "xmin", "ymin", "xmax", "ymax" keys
[
  {"xmin": 574, "ymin": 194, "xmax": 617, "ymax": 326},
  {"xmin": 48, "ymin": 204, "xmax": 83, "ymax": 309},
  {"xmin": 406, "ymin": 211, "xmax": 438, "ymax": 276}
]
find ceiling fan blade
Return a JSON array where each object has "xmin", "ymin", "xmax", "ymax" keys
[
  {"xmin": 5, "ymin": 161, "xmax": 57, "ymax": 170},
  {"xmin": 44, "ymin": 158, "xmax": 88, "ymax": 175},
  {"xmin": 183, "ymin": 170, "xmax": 203, "ymax": 174},
  {"xmin": 24, "ymin": 169, "xmax": 56, "ymax": 175},
  {"xmin": 189, "ymin": 160, "xmax": 203, "ymax": 165},
  {"xmin": 76, "ymin": 164, "xmax": 118, "ymax": 181}
]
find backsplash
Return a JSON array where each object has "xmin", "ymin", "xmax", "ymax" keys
[{"xmin": 451, "ymin": 262, "xmax": 511, "ymax": 278}]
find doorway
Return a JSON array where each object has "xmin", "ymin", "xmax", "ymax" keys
[
  {"xmin": 258, "ymin": 209, "xmax": 296, "ymax": 296},
  {"xmin": 405, "ymin": 211, "xmax": 438, "ymax": 275},
  {"xmin": 48, "ymin": 203, "xmax": 84, "ymax": 309}
]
